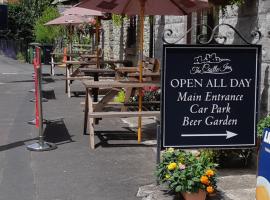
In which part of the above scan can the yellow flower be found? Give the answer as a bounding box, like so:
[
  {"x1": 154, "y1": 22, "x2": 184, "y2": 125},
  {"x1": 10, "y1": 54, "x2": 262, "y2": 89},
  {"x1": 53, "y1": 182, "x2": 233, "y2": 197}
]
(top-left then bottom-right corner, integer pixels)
[
  {"x1": 206, "y1": 169, "x2": 215, "y2": 177},
  {"x1": 165, "y1": 174, "x2": 171, "y2": 179},
  {"x1": 167, "y1": 148, "x2": 174, "y2": 153},
  {"x1": 167, "y1": 162, "x2": 177, "y2": 170},
  {"x1": 200, "y1": 176, "x2": 209, "y2": 185},
  {"x1": 206, "y1": 186, "x2": 214, "y2": 193}
]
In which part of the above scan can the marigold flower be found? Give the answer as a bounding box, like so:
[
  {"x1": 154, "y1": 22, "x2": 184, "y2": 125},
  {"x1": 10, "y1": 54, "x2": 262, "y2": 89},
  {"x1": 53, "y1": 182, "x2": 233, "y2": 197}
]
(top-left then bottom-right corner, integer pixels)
[
  {"x1": 167, "y1": 148, "x2": 174, "y2": 153},
  {"x1": 165, "y1": 174, "x2": 171, "y2": 179},
  {"x1": 206, "y1": 169, "x2": 215, "y2": 177},
  {"x1": 167, "y1": 162, "x2": 177, "y2": 170},
  {"x1": 206, "y1": 186, "x2": 214, "y2": 193},
  {"x1": 200, "y1": 176, "x2": 209, "y2": 185}
]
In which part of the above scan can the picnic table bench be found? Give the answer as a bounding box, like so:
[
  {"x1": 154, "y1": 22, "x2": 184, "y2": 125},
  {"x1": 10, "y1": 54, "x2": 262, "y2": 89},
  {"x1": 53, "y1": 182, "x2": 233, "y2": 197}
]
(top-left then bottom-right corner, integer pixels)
[{"x1": 82, "y1": 80, "x2": 160, "y2": 149}]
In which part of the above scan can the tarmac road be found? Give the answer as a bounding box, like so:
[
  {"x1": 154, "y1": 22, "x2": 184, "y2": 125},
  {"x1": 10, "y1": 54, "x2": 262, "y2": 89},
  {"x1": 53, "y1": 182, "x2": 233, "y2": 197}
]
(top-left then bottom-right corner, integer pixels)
[{"x1": 0, "y1": 55, "x2": 157, "y2": 200}]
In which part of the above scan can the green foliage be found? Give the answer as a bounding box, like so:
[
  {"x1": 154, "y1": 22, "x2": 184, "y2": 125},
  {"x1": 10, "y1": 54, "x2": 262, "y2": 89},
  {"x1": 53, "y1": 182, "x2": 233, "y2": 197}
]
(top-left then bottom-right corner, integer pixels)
[
  {"x1": 210, "y1": 149, "x2": 253, "y2": 167},
  {"x1": 7, "y1": 0, "x2": 53, "y2": 41},
  {"x1": 16, "y1": 52, "x2": 25, "y2": 62},
  {"x1": 156, "y1": 149, "x2": 218, "y2": 194},
  {"x1": 34, "y1": 7, "x2": 62, "y2": 44},
  {"x1": 257, "y1": 115, "x2": 270, "y2": 138},
  {"x1": 112, "y1": 14, "x2": 126, "y2": 27},
  {"x1": 114, "y1": 90, "x2": 125, "y2": 103}
]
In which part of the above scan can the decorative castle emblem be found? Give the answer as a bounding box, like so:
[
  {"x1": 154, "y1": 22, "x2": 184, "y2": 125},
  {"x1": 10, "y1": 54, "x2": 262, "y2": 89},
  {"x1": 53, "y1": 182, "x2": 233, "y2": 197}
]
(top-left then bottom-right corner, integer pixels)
[{"x1": 190, "y1": 53, "x2": 232, "y2": 75}]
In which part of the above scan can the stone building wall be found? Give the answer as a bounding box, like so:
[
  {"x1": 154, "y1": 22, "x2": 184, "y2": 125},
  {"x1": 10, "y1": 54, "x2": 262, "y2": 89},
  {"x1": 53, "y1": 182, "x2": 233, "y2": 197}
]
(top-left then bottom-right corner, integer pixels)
[
  {"x1": 101, "y1": 15, "x2": 188, "y2": 65},
  {"x1": 154, "y1": 15, "x2": 188, "y2": 62},
  {"x1": 102, "y1": 19, "x2": 129, "y2": 61},
  {"x1": 219, "y1": 0, "x2": 270, "y2": 117}
]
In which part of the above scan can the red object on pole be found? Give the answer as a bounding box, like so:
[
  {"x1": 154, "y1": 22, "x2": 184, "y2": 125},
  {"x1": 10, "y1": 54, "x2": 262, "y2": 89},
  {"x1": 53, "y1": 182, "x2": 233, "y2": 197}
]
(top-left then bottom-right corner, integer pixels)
[{"x1": 34, "y1": 47, "x2": 41, "y2": 128}]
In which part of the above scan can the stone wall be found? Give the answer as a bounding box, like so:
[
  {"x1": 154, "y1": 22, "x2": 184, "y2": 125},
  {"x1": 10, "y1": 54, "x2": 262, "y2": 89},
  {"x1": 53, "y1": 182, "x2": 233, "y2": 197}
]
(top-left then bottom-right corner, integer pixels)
[
  {"x1": 154, "y1": 15, "x2": 188, "y2": 62},
  {"x1": 101, "y1": 15, "x2": 188, "y2": 65},
  {"x1": 219, "y1": 0, "x2": 270, "y2": 117},
  {"x1": 102, "y1": 19, "x2": 129, "y2": 61}
]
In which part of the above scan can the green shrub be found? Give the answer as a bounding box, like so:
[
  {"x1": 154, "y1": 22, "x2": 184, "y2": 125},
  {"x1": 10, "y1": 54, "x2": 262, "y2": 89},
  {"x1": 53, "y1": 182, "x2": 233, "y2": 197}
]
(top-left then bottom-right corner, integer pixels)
[
  {"x1": 34, "y1": 7, "x2": 62, "y2": 44},
  {"x1": 114, "y1": 90, "x2": 125, "y2": 103},
  {"x1": 16, "y1": 52, "x2": 25, "y2": 62},
  {"x1": 257, "y1": 115, "x2": 270, "y2": 138}
]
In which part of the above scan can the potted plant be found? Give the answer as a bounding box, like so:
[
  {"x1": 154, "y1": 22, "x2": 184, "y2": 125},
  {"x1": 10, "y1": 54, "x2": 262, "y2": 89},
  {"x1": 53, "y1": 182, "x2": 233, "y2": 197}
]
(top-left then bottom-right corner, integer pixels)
[{"x1": 156, "y1": 148, "x2": 218, "y2": 200}]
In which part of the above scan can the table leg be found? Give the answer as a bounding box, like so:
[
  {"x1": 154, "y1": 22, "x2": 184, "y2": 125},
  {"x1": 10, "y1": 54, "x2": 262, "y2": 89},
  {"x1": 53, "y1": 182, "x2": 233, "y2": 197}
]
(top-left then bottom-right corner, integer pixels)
[
  {"x1": 87, "y1": 90, "x2": 95, "y2": 149},
  {"x1": 51, "y1": 56, "x2": 55, "y2": 76},
  {"x1": 93, "y1": 74, "x2": 99, "y2": 124},
  {"x1": 83, "y1": 88, "x2": 89, "y2": 135},
  {"x1": 67, "y1": 65, "x2": 71, "y2": 98},
  {"x1": 65, "y1": 66, "x2": 68, "y2": 94}
]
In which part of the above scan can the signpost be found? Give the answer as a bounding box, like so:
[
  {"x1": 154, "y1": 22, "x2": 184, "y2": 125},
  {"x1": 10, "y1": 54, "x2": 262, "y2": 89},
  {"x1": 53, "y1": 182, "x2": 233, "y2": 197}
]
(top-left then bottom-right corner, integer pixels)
[{"x1": 162, "y1": 45, "x2": 261, "y2": 148}]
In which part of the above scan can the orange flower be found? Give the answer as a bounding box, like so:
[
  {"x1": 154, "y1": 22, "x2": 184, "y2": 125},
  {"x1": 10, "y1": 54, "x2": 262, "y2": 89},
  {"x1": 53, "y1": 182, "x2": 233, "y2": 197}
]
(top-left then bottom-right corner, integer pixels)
[
  {"x1": 206, "y1": 186, "x2": 214, "y2": 193},
  {"x1": 200, "y1": 176, "x2": 209, "y2": 185},
  {"x1": 206, "y1": 169, "x2": 215, "y2": 177}
]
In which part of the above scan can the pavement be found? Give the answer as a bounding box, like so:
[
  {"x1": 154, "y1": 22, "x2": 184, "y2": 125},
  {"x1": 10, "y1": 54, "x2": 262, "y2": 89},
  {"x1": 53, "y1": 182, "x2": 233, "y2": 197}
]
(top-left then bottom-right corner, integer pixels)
[{"x1": 0, "y1": 55, "x2": 257, "y2": 200}]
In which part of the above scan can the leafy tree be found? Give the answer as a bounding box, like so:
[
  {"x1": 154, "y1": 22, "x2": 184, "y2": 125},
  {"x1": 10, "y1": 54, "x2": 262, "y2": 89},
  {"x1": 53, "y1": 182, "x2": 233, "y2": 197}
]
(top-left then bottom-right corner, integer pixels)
[
  {"x1": 7, "y1": 0, "x2": 53, "y2": 41},
  {"x1": 34, "y1": 7, "x2": 62, "y2": 44}
]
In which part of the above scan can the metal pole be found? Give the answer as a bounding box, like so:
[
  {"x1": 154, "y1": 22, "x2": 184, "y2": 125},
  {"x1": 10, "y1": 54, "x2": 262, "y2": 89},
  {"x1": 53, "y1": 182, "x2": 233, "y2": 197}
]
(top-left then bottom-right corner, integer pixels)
[
  {"x1": 156, "y1": 123, "x2": 161, "y2": 185},
  {"x1": 27, "y1": 47, "x2": 56, "y2": 151}
]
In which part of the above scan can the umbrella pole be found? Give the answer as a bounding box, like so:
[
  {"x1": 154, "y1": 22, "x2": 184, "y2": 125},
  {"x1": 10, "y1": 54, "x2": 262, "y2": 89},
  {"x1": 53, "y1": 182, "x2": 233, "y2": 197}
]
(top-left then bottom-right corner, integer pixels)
[
  {"x1": 95, "y1": 17, "x2": 100, "y2": 68},
  {"x1": 138, "y1": 2, "x2": 145, "y2": 143},
  {"x1": 68, "y1": 25, "x2": 73, "y2": 61}
]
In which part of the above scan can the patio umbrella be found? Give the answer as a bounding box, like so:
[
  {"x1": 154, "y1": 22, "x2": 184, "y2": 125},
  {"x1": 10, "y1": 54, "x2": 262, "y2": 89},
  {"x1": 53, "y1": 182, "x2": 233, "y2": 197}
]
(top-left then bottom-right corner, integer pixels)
[
  {"x1": 46, "y1": 14, "x2": 97, "y2": 57},
  {"x1": 63, "y1": 7, "x2": 104, "y2": 67},
  {"x1": 62, "y1": 7, "x2": 103, "y2": 17},
  {"x1": 45, "y1": 14, "x2": 93, "y2": 26},
  {"x1": 77, "y1": 0, "x2": 210, "y2": 143}
]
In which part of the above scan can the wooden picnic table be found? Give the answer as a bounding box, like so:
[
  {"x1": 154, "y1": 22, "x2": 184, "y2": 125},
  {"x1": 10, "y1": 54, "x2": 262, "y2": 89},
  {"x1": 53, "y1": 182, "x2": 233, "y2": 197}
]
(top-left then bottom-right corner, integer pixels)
[
  {"x1": 64, "y1": 60, "x2": 132, "y2": 97},
  {"x1": 79, "y1": 68, "x2": 115, "y2": 102},
  {"x1": 64, "y1": 61, "x2": 96, "y2": 97},
  {"x1": 82, "y1": 80, "x2": 160, "y2": 149}
]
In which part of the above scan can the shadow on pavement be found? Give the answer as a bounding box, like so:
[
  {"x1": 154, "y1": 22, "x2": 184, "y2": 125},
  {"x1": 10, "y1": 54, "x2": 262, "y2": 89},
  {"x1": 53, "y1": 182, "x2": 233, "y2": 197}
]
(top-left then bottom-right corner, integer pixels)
[
  {"x1": 42, "y1": 77, "x2": 55, "y2": 83},
  {"x1": 42, "y1": 90, "x2": 56, "y2": 99},
  {"x1": 0, "y1": 137, "x2": 38, "y2": 152},
  {"x1": 44, "y1": 120, "x2": 74, "y2": 145},
  {"x1": 95, "y1": 129, "x2": 156, "y2": 148},
  {"x1": 7, "y1": 79, "x2": 34, "y2": 83}
]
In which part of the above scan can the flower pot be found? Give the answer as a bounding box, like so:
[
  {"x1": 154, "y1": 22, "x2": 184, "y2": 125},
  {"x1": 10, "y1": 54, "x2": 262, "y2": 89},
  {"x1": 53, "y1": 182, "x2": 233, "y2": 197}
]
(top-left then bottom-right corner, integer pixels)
[{"x1": 181, "y1": 190, "x2": 206, "y2": 200}]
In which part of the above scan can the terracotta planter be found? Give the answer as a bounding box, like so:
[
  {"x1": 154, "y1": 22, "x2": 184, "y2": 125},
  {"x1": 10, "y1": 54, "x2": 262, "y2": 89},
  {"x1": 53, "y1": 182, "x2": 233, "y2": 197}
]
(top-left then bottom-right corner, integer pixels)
[{"x1": 181, "y1": 190, "x2": 207, "y2": 200}]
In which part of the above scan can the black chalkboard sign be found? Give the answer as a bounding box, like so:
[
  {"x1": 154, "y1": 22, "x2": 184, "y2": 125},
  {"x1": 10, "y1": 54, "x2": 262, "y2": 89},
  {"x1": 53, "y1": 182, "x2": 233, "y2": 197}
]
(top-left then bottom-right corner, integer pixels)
[{"x1": 162, "y1": 45, "x2": 261, "y2": 148}]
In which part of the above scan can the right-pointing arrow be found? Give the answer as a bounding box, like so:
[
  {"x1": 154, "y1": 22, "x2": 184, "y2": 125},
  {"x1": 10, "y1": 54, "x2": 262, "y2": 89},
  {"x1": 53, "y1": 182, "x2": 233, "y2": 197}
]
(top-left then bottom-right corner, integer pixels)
[
  {"x1": 181, "y1": 130, "x2": 238, "y2": 139},
  {"x1": 226, "y1": 131, "x2": 238, "y2": 139}
]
